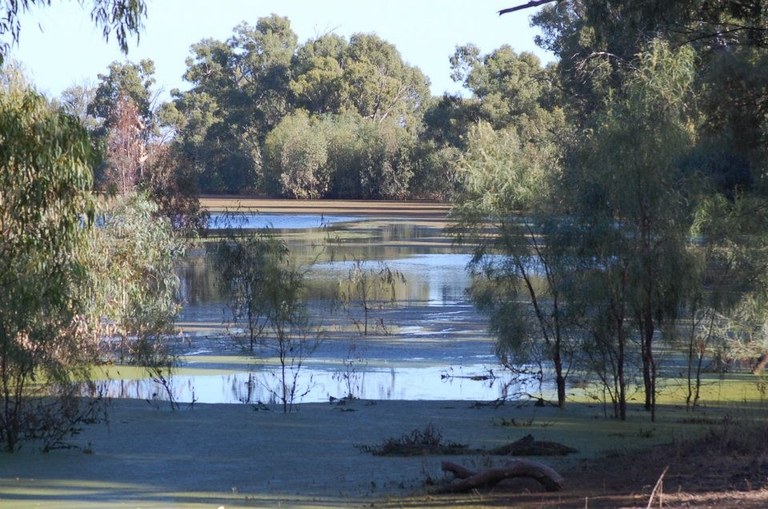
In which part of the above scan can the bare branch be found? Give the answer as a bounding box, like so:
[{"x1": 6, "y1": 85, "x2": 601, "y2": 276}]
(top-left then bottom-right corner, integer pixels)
[{"x1": 498, "y1": 0, "x2": 558, "y2": 16}]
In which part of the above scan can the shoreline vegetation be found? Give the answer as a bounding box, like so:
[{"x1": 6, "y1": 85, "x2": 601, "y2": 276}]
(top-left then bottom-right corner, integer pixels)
[{"x1": 1, "y1": 198, "x2": 767, "y2": 508}]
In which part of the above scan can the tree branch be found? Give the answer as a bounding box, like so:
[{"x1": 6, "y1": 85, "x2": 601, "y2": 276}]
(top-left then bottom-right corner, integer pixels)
[{"x1": 498, "y1": 0, "x2": 558, "y2": 16}]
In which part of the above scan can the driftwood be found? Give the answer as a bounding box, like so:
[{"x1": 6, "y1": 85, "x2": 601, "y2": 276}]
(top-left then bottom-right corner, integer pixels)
[
  {"x1": 488, "y1": 434, "x2": 578, "y2": 456},
  {"x1": 437, "y1": 459, "x2": 564, "y2": 493}
]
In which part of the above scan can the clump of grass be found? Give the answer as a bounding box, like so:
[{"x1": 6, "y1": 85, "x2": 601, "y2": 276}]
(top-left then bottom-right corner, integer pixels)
[
  {"x1": 699, "y1": 414, "x2": 768, "y2": 456},
  {"x1": 357, "y1": 423, "x2": 468, "y2": 456},
  {"x1": 677, "y1": 416, "x2": 723, "y2": 425},
  {"x1": 608, "y1": 427, "x2": 656, "y2": 439},
  {"x1": 493, "y1": 416, "x2": 553, "y2": 428}
]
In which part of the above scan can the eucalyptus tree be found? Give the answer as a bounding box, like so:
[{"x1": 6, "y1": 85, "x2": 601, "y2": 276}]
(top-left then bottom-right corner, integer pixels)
[
  {"x1": 88, "y1": 59, "x2": 157, "y2": 134},
  {"x1": 450, "y1": 44, "x2": 558, "y2": 131},
  {"x1": 681, "y1": 192, "x2": 768, "y2": 408},
  {"x1": 496, "y1": 0, "x2": 768, "y2": 419},
  {"x1": 213, "y1": 231, "x2": 320, "y2": 413},
  {"x1": 290, "y1": 33, "x2": 348, "y2": 114},
  {"x1": 169, "y1": 22, "x2": 433, "y2": 196},
  {"x1": 416, "y1": 94, "x2": 478, "y2": 201},
  {"x1": 59, "y1": 82, "x2": 99, "y2": 131},
  {"x1": 435, "y1": 45, "x2": 563, "y2": 202},
  {"x1": 168, "y1": 15, "x2": 298, "y2": 193},
  {"x1": 526, "y1": 0, "x2": 768, "y2": 55},
  {"x1": 451, "y1": 118, "x2": 573, "y2": 408},
  {"x1": 566, "y1": 40, "x2": 700, "y2": 420},
  {"x1": 0, "y1": 73, "x2": 96, "y2": 451},
  {"x1": 85, "y1": 61, "x2": 158, "y2": 192},
  {"x1": 448, "y1": 41, "x2": 575, "y2": 406},
  {"x1": 289, "y1": 32, "x2": 430, "y2": 198},
  {"x1": 291, "y1": 32, "x2": 431, "y2": 126},
  {"x1": 529, "y1": 0, "x2": 768, "y2": 125},
  {"x1": 79, "y1": 193, "x2": 186, "y2": 406},
  {"x1": 339, "y1": 33, "x2": 431, "y2": 127},
  {"x1": 86, "y1": 60, "x2": 203, "y2": 230}
]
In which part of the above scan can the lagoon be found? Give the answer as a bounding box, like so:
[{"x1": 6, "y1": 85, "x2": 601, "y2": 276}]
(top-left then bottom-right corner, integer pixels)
[{"x1": 99, "y1": 206, "x2": 536, "y2": 404}]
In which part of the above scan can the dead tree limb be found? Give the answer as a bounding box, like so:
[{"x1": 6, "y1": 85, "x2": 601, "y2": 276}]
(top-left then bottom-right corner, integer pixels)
[
  {"x1": 437, "y1": 460, "x2": 564, "y2": 493},
  {"x1": 498, "y1": 0, "x2": 558, "y2": 15}
]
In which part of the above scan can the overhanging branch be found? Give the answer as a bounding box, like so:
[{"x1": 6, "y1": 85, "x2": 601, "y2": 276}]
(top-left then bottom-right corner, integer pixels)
[{"x1": 498, "y1": 0, "x2": 558, "y2": 15}]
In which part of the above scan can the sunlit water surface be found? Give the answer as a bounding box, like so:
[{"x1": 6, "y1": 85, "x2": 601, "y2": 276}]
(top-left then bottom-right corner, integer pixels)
[{"x1": 99, "y1": 212, "x2": 549, "y2": 404}]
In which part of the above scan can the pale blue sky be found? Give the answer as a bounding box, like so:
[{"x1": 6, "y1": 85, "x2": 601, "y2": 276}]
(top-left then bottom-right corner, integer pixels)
[{"x1": 9, "y1": 0, "x2": 553, "y2": 102}]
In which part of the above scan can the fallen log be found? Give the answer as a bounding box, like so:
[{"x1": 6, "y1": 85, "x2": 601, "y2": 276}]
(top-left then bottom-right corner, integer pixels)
[{"x1": 436, "y1": 459, "x2": 564, "y2": 493}]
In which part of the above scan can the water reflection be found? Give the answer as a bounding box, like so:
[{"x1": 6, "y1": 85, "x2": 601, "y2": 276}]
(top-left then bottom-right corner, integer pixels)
[
  {"x1": 207, "y1": 212, "x2": 361, "y2": 230},
  {"x1": 310, "y1": 253, "x2": 472, "y2": 306},
  {"x1": 129, "y1": 212, "x2": 526, "y2": 404},
  {"x1": 100, "y1": 363, "x2": 544, "y2": 404}
]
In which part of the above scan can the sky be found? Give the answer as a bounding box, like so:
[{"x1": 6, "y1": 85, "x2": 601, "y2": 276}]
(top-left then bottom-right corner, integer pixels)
[{"x1": 8, "y1": 0, "x2": 553, "y2": 102}]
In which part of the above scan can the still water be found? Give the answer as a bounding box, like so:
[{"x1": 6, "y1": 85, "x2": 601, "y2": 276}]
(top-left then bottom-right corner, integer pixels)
[{"x1": 101, "y1": 212, "x2": 544, "y2": 404}]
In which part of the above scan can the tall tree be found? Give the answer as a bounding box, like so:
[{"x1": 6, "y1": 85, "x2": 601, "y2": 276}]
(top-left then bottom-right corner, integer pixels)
[
  {"x1": 290, "y1": 33, "x2": 348, "y2": 114},
  {"x1": 88, "y1": 59, "x2": 157, "y2": 134},
  {"x1": 103, "y1": 93, "x2": 145, "y2": 194},
  {"x1": 451, "y1": 118, "x2": 572, "y2": 407},
  {"x1": 59, "y1": 82, "x2": 99, "y2": 131},
  {"x1": 567, "y1": 40, "x2": 700, "y2": 420},
  {"x1": 0, "y1": 73, "x2": 96, "y2": 451},
  {"x1": 169, "y1": 15, "x2": 298, "y2": 194},
  {"x1": 169, "y1": 21, "x2": 433, "y2": 196},
  {"x1": 88, "y1": 61, "x2": 203, "y2": 230},
  {"x1": 338, "y1": 33, "x2": 430, "y2": 127},
  {"x1": 450, "y1": 44, "x2": 557, "y2": 130}
]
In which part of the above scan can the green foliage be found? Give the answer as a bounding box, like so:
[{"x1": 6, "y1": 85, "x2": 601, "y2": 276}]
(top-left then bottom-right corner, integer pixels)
[
  {"x1": 456, "y1": 122, "x2": 551, "y2": 214},
  {"x1": 89, "y1": 59, "x2": 156, "y2": 132},
  {"x1": 451, "y1": 45, "x2": 556, "y2": 130},
  {"x1": 83, "y1": 64, "x2": 204, "y2": 231},
  {"x1": 0, "y1": 0, "x2": 147, "y2": 64},
  {"x1": 167, "y1": 15, "x2": 297, "y2": 194},
  {"x1": 261, "y1": 109, "x2": 418, "y2": 199},
  {"x1": 79, "y1": 193, "x2": 185, "y2": 407},
  {"x1": 80, "y1": 194, "x2": 182, "y2": 404},
  {"x1": 448, "y1": 36, "x2": 572, "y2": 410},
  {"x1": 168, "y1": 18, "x2": 430, "y2": 196},
  {"x1": 263, "y1": 110, "x2": 329, "y2": 198},
  {"x1": 290, "y1": 33, "x2": 347, "y2": 113},
  {"x1": 561, "y1": 40, "x2": 701, "y2": 420},
  {"x1": 451, "y1": 117, "x2": 571, "y2": 408},
  {"x1": 0, "y1": 79, "x2": 96, "y2": 451},
  {"x1": 80, "y1": 193, "x2": 184, "y2": 363}
]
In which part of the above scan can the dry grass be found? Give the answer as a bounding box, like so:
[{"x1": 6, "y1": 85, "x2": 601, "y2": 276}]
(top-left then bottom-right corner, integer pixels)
[{"x1": 400, "y1": 416, "x2": 768, "y2": 509}]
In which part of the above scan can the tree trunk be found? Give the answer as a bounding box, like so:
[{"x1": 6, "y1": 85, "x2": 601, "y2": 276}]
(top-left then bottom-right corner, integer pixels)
[
  {"x1": 554, "y1": 346, "x2": 566, "y2": 408},
  {"x1": 752, "y1": 353, "x2": 768, "y2": 374}
]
